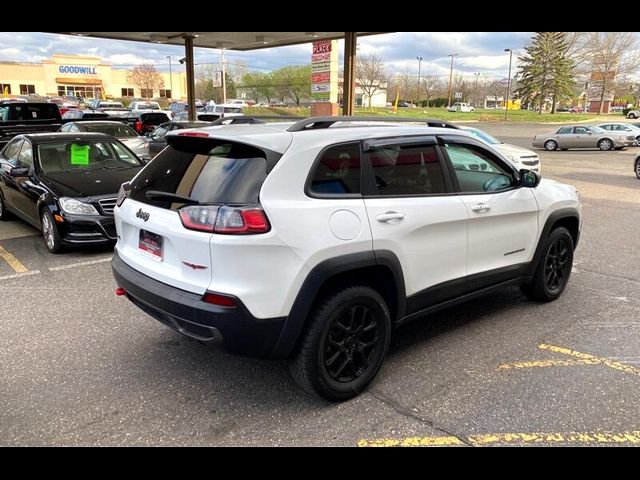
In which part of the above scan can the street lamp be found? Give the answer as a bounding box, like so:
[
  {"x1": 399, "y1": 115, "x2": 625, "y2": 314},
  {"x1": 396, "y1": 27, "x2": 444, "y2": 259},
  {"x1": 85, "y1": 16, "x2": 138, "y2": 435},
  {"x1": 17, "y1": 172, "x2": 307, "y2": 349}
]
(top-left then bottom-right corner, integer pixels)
[
  {"x1": 416, "y1": 56, "x2": 423, "y2": 107},
  {"x1": 447, "y1": 53, "x2": 458, "y2": 108},
  {"x1": 166, "y1": 56, "x2": 173, "y2": 100},
  {"x1": 504, "y1": 48, "x2": 513, "y2": 120}
]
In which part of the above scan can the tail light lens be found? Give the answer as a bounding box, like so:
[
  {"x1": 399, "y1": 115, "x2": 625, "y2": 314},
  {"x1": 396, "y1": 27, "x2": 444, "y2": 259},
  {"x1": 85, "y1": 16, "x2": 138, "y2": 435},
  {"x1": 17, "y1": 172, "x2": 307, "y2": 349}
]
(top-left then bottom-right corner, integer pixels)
[
  {"x1": 116, "y1": 182, "x2": 130, "y2": 207},
  {"x1": 202, "y1": 292, "x2": 237, "y2": 307},
  {"x1": 179, "y1": 205, "x2": 270, "y2": 234},
  {"x1": 135, "y1": 120, "x2": 143, "y2": 133}
]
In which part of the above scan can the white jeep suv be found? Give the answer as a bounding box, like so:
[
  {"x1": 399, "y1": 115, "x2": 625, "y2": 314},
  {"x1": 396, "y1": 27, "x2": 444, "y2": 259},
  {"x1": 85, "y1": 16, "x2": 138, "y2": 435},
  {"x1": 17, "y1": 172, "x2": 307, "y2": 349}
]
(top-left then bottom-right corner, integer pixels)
[{"x1": 112, "y1": 116, "x2": 581, "y2": 401}]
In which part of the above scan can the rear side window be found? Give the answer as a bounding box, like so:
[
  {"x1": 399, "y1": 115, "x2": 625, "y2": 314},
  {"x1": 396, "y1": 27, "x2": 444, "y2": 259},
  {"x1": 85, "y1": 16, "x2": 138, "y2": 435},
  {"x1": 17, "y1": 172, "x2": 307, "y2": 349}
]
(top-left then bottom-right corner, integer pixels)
[
  {"x1": 141, "y1": 113, "x2": 170, "y2": 123},
  {"x1": 309, "y1": 142, "x2": 361, "y2": 196},
  {"x1": 557, "y1": 127, "x2": 572, "y2": 134},
  {"x1": 129, "y1": 141, "x2": 271, "y2": 209},
  {"x1": 367, "y1": 144, "x2": 447, "y2": 196}
]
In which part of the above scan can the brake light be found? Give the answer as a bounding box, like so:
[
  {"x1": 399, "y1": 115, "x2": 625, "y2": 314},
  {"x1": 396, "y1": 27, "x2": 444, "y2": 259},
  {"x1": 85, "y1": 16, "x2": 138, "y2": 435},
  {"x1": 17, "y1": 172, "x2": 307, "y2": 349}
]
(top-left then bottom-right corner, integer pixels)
[
  {"x1": 178, "y1": 132, "x2": 209, "y2": 137},
  {"x1": 135, "y1": 120, "x2": 143, "y2": 133},
  {"x1": 202, "y1": 292, "x2": 237, "y2": 307},
  {"x1": 178, "y1": 205, "x2": 270, "y2": 234}
]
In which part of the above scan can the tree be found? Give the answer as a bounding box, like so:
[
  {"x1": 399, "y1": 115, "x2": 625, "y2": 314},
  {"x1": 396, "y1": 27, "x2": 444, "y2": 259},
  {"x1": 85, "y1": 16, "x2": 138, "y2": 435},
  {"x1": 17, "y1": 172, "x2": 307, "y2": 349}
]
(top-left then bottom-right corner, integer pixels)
[
  {"x1": 127, "y1": 64, "x2": 164, "y2": 99},
  {"x1": 578, "y1": 32, "x2": 640, "y2": 114},
  {"x1": 271, "y1": 65, "x2": 311, "y2": 106},
  {"x1": 487, "y1": 79, "x2": 506, "y2": 107},
  {"x1": 420, "y1": 75, "x2": 443, "y2": 107},
  {"x1": 516, "y1": 32, "x2": 575, "y2": 115},
  {"x1": 356, "y1": 54, "x2": 387, "y2": 109}
]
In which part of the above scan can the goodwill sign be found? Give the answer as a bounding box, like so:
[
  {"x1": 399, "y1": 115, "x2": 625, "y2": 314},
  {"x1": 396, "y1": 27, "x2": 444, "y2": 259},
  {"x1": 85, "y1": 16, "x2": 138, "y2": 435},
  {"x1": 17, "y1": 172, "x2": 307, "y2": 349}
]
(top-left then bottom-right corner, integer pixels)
[{"x1": 58, "y1": 65, "x2": 98, "y2": 75}]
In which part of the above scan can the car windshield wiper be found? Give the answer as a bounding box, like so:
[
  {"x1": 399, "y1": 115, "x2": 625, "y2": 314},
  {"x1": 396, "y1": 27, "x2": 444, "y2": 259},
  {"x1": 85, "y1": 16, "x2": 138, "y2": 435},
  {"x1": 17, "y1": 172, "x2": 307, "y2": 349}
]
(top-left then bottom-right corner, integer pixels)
[{"x1": 145, "y1": 190, "x2": 200, "y2": 205}]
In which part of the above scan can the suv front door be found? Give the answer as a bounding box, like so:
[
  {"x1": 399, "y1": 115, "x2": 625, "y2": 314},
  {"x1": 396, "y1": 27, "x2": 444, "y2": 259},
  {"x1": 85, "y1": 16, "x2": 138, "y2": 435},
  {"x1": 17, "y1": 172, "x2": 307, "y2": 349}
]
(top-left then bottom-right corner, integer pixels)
[
  {"x1": 440, "y1": 136, "x2": 539, "y2": 287},
  {"x1": 362, "y1": 137, "x2": 469, "y2": 313}
]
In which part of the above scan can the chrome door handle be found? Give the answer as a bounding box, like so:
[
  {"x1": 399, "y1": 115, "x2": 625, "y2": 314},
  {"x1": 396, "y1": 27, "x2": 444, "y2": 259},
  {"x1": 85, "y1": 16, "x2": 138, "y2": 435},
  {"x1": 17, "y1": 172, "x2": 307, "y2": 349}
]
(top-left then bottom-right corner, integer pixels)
[
  {"x1": 376, "y1": 212, "x2": 405, "y2": 223},
  {"x1": 471, "y1": 204, "x2": 491, "y2": 213}
]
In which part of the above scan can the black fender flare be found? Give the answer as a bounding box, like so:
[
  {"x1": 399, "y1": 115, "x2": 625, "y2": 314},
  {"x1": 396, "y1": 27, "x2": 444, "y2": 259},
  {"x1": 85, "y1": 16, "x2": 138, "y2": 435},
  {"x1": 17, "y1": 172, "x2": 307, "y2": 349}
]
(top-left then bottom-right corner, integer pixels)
[
  {"x1": 528, "y1": 207, "x2": 580, "y2": 277},
  {"x1": 270, "y1": 249, "x2": 405, "y2": 359}
]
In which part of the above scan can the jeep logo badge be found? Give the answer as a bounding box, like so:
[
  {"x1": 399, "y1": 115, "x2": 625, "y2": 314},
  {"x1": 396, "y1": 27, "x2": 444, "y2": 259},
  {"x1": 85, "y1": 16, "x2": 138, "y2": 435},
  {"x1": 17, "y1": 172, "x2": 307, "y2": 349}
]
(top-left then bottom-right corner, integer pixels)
[{"x1": 136, "y1": 208, "x2": 150, "y2": 222}]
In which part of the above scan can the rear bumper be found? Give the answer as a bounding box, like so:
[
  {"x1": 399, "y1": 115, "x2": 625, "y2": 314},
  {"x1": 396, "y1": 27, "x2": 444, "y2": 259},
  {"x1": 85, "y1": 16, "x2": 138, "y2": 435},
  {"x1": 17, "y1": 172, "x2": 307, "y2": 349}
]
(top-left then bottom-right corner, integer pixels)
[{"x1": 112, "y1": 252, "x2": 286, "y2": 358}]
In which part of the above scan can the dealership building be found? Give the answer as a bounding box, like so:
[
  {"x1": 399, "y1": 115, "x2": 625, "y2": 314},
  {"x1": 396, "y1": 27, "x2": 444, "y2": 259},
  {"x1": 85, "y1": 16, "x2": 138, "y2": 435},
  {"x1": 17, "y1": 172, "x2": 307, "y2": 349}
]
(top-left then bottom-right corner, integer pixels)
[{"x1": 0, "y1": 54, "x2": 186, "y2": 100}]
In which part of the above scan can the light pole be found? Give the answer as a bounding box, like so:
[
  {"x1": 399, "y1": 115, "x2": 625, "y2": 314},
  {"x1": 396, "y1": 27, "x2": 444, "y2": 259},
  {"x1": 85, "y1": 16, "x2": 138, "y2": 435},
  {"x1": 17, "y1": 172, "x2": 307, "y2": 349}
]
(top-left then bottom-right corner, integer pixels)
[
  {"x1": 416, "y1": 56, "x2": 423, "y2": 107},
  {"x1": 473, "y1": 72, "x2": 480, "y2": 108},
  {"x1": 166, "y1": 56, "x2": 173, "y2": 100},
  {"x1": 504, "y1": 48, "x2": 513, "y2": 120},
  {"x1": 447, "y1": 53, "x2": 458, "y2": 108}
]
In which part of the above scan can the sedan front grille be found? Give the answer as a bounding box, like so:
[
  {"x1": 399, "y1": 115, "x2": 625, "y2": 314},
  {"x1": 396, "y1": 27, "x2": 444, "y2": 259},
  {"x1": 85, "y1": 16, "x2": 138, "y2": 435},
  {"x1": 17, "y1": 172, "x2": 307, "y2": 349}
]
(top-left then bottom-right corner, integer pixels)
[{"x1": 98, "y1": 198, "x2": 117, "y2": 215}]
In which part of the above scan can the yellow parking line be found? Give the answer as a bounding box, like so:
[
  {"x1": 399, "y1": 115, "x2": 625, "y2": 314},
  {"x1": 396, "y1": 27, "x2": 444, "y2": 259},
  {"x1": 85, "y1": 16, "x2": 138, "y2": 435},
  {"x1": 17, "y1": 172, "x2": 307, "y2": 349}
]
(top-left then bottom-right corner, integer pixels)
[
  {"x1": 539, "y1": 344, "x2": 640, "y2": 377},
  {"x1": 498, "y1": 359, "x2": 599, "y2": 370},
  {"x1": 0, "y1": 244, "x2": 28, "y2": 273},
  {"x1": 358, "y1": 430, "x2": 640, "y2": 447}
]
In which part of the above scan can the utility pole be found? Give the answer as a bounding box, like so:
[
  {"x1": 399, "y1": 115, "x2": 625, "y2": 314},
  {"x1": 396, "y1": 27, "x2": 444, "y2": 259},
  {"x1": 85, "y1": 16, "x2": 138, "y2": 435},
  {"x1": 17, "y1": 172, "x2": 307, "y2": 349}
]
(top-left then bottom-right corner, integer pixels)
[
  {"x1": 473, "y1": 72, "x2": 480, "y2": 107},
  {"x1": 416, "y1": 56, "x2": 423, "y2": 107},
  {"x1": 221, "y1": 48, "x2": 227, "y2": 104},
  {"x1": 447, "y1": 53, "x2": 458, "y2": 107},
  {"x1": 166, "y1": 56, "x2": 173, "y2": 100},
  {"x1": 504, "y1": 48, "x2": 513, "y2": 120}
]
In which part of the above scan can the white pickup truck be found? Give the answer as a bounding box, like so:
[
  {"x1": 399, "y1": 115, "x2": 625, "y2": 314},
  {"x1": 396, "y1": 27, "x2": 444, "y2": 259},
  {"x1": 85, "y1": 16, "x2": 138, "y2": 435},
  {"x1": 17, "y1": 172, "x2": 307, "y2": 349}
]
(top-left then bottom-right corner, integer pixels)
[{"x1": 447, "y1": 102, "x2": 475, "y2": 112}]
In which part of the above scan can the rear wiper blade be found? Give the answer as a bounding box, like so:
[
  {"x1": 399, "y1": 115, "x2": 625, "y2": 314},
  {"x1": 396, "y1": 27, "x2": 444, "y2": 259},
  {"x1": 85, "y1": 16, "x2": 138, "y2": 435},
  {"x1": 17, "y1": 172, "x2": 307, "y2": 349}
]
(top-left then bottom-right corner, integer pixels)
[{"x1": 145, "y1": 190, "x2": 200, "y2": 205}]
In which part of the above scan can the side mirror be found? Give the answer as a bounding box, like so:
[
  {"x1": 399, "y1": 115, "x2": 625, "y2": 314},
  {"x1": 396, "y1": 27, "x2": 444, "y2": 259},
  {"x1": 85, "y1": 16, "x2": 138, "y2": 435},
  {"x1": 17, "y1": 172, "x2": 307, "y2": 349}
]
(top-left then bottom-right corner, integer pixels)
[
  {"x1": 9, "y1": 166, "x2": 29, "y2": 177},
  {"x1": 520, "y1": 169, "x2": 541, "y2": 188}
]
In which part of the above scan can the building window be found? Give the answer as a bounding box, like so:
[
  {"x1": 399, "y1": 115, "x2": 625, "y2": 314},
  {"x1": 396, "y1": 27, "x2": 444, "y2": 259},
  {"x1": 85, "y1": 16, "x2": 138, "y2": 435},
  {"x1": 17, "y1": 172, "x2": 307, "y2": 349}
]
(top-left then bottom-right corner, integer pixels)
[
  {"x1": 121, "y1": 88, "x2": 134, "y2": 97},
  {"x1": 159, "y1": 89, "x2": 172, "y2": 99},
  {"x1": 19, "y1": 84, "x2": 36, "y2": 95},
  {"x1": 0, "y1": 83, "x2": 11, "y2": 95},
  {"x1": 140, "y1": 89, "x2": 153, "y2": 98}
]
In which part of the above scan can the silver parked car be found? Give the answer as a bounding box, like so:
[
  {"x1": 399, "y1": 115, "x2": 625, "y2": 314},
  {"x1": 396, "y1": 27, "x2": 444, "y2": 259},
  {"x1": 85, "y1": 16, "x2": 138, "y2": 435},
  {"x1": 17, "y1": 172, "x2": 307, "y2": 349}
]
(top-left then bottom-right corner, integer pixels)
[
  {"x1": 598, "y1": 122, "x2": 640, "y2": 143},
  {"x1": 532, "y1": 125, "x2": 635, "y2": 151}
]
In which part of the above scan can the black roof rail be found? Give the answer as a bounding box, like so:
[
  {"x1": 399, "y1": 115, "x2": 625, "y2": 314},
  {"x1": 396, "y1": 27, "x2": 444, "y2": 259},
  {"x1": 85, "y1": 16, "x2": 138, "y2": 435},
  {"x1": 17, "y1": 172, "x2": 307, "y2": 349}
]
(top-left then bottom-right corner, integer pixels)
[
  {"x1": 210, "y1": 115, "x2": 305, "y2": 126},
  {"x1": 286, "y1": 116, "x2": 461, "y2": 132}
]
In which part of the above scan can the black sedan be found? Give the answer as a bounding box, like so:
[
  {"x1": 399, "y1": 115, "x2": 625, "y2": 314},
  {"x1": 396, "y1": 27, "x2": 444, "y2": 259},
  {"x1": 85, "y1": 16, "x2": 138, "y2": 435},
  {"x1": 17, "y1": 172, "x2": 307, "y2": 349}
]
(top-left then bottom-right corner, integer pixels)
[
  {"x1": 0, "y1": 132, "x2": 144, "y2": 253},
  {"x1": 146, "y1": 120, "x2": 212, "y2": 156}
]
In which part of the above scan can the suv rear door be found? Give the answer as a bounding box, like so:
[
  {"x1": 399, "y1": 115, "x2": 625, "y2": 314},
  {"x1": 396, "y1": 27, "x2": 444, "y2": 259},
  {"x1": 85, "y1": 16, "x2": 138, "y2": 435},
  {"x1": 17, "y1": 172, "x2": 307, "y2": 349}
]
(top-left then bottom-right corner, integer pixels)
[
  {"x1": 362, "y1": 137, "x2": 469, "y2": 312},
  {"x1": 116, "y1": 137, "x2": 276, "y2": 294}
]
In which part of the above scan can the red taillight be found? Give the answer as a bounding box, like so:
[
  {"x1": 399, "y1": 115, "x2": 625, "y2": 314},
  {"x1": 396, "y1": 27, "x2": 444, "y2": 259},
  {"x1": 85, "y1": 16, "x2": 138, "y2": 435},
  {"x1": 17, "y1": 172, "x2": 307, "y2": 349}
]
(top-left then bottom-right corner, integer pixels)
[
  {"x1": 115, "y1": 287, "x2": 126, "y2": 296},
  {"x1": 178, "y1": 131, "x2": 209, "y2": 137},
  {"x1": 135, "y1": 120, "x2": 143, "y2": 133},
  {"x1": 178, "y1": 205, "x2": 270, "y2": 235},
  {"x1": 202, "y1": 292, "x2": 237, "y2": 307}
]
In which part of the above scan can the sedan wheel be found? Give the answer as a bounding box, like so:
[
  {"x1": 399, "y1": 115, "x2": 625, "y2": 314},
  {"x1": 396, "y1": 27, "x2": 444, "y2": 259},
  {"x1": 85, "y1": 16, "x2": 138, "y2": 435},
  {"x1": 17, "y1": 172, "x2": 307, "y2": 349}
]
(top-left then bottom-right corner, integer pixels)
[
  {"x1": 544, "y1": 140, "x2": 558, "y2": 151},
  {"x1": 598, "y1": 139, "x2": 613, "y2": 151},
  {"x1": 635, "y1": 159, "x2": 640, "y2": 179},
  {"x1": 41, "y1": 209, "x2": 63, "y2": 254}
]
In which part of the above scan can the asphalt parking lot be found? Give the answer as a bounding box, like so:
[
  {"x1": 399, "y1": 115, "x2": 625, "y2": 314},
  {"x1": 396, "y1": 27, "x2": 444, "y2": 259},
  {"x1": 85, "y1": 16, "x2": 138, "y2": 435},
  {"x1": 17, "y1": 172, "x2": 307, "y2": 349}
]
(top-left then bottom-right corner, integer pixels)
[{"x1": 1, "y1": 120, "x2": 639, "y2": 446}]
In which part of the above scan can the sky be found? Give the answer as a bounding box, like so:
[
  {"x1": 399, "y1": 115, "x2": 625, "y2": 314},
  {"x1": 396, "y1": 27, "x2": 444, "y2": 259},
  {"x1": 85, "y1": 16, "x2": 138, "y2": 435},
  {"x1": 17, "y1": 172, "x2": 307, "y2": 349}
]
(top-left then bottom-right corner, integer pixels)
[{"x1": 0, "y1": 32, "x2": 534, "y2": 80}]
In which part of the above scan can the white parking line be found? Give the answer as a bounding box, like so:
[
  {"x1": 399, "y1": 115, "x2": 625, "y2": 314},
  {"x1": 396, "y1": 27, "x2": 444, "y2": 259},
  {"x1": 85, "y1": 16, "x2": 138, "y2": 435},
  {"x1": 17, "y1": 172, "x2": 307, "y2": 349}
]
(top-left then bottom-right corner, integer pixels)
[
  {"x1": 48, "y1": 257, "x2": 112, "y2": 271},
  {"x1": 0, "y1": 270, "x2": 41, "y2": 281}
]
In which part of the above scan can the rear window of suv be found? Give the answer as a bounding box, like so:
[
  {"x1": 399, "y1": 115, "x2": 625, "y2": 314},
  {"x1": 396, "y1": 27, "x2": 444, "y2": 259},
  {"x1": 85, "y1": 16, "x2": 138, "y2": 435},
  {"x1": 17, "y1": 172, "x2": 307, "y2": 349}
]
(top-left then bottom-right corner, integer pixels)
[{"x1": 129, "y1": 140, "x2": 272, "y2": 209}]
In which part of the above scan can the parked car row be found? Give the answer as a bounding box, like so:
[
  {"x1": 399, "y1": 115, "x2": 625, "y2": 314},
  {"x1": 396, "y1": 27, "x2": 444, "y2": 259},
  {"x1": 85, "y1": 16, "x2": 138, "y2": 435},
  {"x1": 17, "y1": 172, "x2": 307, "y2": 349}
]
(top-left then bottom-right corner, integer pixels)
[{"x1": 533, "y1": 125, "x2": 638, "y2": 151}]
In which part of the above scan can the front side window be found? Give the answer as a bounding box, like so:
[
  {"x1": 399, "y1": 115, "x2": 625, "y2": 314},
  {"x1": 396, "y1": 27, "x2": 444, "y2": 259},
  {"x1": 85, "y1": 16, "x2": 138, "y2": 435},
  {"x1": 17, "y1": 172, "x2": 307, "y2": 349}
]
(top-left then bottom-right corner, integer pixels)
[
  {"x1": 574, "y1": 126, "x2": 590, "y2": 134},
  {"x1": 309, "y1": 143, "x2": 361, "y2": 196},
  {"x1": 443, "y1": 143, "x2": 516, "y2": 193},
  {"x1": 367, "y1": 144, "x2": 447, "y2": 196}
]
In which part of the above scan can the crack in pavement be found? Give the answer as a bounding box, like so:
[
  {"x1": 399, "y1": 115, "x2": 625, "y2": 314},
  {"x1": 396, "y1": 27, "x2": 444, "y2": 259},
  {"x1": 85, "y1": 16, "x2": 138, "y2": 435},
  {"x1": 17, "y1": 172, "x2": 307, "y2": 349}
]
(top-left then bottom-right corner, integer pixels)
[
  {"x1": 366, "y1": 389, "x2": 473, "y2": 446},
  {"x1": 575, "y1": 266, "x2": 639, "y2": 284}
]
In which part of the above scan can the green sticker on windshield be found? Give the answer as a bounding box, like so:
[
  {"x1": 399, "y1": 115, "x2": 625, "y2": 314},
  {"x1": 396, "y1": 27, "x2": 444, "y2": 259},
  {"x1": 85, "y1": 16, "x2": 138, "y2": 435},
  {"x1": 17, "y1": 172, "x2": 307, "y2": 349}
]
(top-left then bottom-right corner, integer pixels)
[{"x1": 70, "y1": 144, "x2": 89, "y2": 165}]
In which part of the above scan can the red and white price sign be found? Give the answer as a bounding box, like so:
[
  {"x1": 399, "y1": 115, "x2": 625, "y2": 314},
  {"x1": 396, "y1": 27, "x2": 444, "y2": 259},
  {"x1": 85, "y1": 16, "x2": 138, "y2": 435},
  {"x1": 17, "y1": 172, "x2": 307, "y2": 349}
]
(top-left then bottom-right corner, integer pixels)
[
  {"x1": 312, "y1": 40, "x2": 332, "y2": 55},
  {"x1": 312, "y1": 72, "x2": 330, "y2": 83}
]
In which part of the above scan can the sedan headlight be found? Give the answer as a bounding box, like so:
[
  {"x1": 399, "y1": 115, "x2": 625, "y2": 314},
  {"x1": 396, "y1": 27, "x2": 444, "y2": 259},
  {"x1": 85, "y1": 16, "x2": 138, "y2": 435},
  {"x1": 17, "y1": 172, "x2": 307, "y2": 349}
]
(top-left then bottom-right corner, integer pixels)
[
  {"x1": 506, "y1": 154, "x2": 519, "y2": 164},
  {"x1": 59, "y1": 197, "x2": 99, "y2": 215}
]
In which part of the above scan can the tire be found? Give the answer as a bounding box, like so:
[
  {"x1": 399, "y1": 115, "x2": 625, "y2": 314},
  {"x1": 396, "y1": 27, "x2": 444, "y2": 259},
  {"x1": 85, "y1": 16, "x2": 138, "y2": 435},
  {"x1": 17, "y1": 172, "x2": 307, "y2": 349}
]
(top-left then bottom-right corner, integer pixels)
[
  {"x1": 521, "y1": 227, "x2": 574, "y2": 302},
  {"x1": 0, "y1": 192, "x2": 11, "y2": 221},
  {"x1": 544, "y1": 140, "x2": 558, "y2": 151},
  {"x1": 635, "y1": 158, "x2": 640, "y2": 179},
  {"x1": 598, "y1": 138, "x2": 613, "y2": 151},
  {"x1": 41, "y1": 208, "x2": 63, "y2": 254},
  {"x1": 629, "y1": 113, "x2": 637, "y2": 119},
  {"x1": 287, "y1": 285, "x2": 392, "y2": 401}
]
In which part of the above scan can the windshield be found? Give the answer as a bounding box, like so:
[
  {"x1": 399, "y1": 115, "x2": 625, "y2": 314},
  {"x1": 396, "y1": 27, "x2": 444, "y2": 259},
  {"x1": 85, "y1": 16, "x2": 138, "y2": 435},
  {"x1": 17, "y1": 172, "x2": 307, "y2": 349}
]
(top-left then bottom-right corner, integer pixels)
[
  {"x1": 82, "y1": 124, "x2": 138, "y2": 137},
  {"x1": 465, "y1": 128, "x2": 501, "y2": 145},
  {"x1": 38, "y1": 141, "x2": 142, "y2": 173}
]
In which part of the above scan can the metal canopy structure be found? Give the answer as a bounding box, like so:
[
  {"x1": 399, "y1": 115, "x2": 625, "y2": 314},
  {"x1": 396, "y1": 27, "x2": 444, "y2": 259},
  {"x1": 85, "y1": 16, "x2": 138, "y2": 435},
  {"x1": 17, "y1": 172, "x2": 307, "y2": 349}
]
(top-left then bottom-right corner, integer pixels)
[{"x1": 51, "y1": 31, "x2": 388, "y2": 119}]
